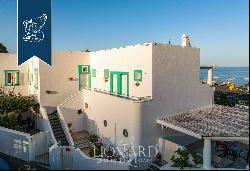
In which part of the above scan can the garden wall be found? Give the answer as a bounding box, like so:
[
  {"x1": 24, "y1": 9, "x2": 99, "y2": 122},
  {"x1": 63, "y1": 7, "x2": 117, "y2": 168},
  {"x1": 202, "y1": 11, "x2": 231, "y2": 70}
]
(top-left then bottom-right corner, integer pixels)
[
  {"x1": 49, "y1": 146, "x2": 130, "y2": 170},
  {"x1": 0, "y1": 126, "x2": 48, "y2": 162}
]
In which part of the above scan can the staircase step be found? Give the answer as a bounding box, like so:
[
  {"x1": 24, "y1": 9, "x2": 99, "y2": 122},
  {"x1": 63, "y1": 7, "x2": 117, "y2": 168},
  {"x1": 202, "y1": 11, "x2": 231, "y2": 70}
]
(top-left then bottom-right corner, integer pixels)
[
  {"x1": 49, "y1": 117, "x2": 59, "y2": 122},
  {"x1": 74, "y1": 137, "x2": 89, "y2": 143},
  {"x1": 52, "y1": 127, "x2": 63, "y2": 132},
  {"x1": 47, "y1": 109, "x2": 69, "y2": 147},
  {"x1": 77, "y1": 142, "x2": 92, "y2": 149},
  {"x1": 49, "y1": 119, "x2": 60, "y2": 124}
]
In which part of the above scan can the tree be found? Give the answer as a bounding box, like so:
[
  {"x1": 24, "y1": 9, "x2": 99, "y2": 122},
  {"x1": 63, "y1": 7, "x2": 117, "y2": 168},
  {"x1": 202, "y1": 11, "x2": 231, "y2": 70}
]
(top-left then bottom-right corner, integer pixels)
[{"x1": 0, "y1": 43, "x2": 8, "y2": 53}]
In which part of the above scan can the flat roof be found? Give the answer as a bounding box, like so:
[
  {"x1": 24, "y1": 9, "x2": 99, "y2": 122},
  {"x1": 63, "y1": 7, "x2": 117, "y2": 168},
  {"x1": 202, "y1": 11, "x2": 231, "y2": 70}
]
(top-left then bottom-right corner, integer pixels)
[
  {"x1": 157, "y1": 105, "x2": 249, "y2": 141},
  {"x1": 200, "y1": 66, "x2": 217, "y2": 69}
]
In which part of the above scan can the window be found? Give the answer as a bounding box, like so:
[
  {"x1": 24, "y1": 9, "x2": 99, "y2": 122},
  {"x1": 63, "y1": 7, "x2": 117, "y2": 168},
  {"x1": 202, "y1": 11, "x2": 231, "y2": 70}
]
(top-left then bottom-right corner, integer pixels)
[
  {"x1": 134, "y1": 70, "x2": 142, "y2": 82},
  {"x1": 104, "y1": 69, "x2": 109, "y2": 79},
  {"x1": 82, "y1": 66, "x2": 88, "y2": 73},
  {"x1": 92, "y1": 69, "x2": 96, "y2": 77},
  {"x1": 28, "y1": 71, "x2": 33, "y2": 85},
  {"x1": 4, "y1": 70, "x2": 20, "y2": 86},
  {"x1": 34, "y1": 68, "x2": 38, "y2": 89}
]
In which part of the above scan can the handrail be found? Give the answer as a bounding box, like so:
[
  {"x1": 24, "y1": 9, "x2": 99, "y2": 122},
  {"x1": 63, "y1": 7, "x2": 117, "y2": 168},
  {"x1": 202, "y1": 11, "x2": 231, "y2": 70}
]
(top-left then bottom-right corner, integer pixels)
[
  {"x1": 57, "y1": 106, "x2": 75, "y2": 146},
  {"x1": 40, "y1": 106, "x2": 57, "y2": 145},
  {"x1": 59, "y1": 89, "x2": 84, "y2": 107},
  {"x1": 92, "y1": 87, "x2": 153, "y2": 102}
]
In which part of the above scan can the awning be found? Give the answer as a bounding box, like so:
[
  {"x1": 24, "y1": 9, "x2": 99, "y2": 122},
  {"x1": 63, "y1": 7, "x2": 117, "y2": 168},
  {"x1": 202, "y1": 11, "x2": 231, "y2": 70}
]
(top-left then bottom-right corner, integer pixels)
[{"x1": 157, "y1": 105, "x2": 249, "y2": 141}]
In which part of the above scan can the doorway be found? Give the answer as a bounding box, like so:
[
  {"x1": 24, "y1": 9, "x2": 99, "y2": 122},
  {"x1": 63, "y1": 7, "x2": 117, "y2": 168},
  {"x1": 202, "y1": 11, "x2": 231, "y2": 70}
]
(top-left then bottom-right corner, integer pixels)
[
  {"x1": 78, "y1": 65, "x2": 91, "y2": 90},
  {"x1": 110, "y1": 71, "x2": 129, "y2": 96}
]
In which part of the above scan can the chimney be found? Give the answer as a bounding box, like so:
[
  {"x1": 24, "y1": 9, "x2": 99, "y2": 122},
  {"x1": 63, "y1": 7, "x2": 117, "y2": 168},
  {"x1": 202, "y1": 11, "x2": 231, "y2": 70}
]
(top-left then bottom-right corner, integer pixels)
[{"x1": 181, "y1": 34, "x2": 191, "y2": 47}]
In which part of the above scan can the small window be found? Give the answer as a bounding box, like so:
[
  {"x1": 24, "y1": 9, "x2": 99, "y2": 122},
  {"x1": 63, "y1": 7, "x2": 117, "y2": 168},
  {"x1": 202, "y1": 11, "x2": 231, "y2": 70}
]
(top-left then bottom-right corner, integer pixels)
[
  {"x1": 82, "y1": 66, "x2": 89, "y2": 73},
  {"x1": 92, "y1": 69, "x2": 96, "y2": 77},
  {"x1": 28, "y1": 72, "x2": 33, "y2": 85},
  {"x1": 104, "y1": 69, "x2": 109, "y2": 79},
  {"x1": 104, "y1": 120, "x2": 108, "y2": 127},
  {"x1": 123, "y1": 129, "x2": 128, "y2": 137},
  {"x1": 134, "y1": 70, "x2": 142, "y2": 82},
  {"x1": 4, "y1": 70, "x2": 20, "y2": 86},
  {"x1": 34, "y1": 68, "x2": 39, "y2": 89}
]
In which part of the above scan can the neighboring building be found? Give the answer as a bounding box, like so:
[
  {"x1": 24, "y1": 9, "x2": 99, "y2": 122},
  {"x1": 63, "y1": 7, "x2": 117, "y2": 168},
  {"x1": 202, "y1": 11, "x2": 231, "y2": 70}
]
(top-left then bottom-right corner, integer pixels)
[{"x1": 1, "y1": 35, "x2": 248, "y2": 170}]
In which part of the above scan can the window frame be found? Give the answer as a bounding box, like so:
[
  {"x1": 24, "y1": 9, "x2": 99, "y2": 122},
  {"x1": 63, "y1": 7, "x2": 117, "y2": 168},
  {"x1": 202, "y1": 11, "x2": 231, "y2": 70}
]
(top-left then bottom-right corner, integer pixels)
[
  {"x1": 134, "y1": 70, "x2": 142, "y2": 82},
  {"x1": 104, "y1": 69, "x2": 109, "y2": 79},
  {"x1": 4, "y1": 70, "x2": 20, "y2": 86},
  {"x1": 92, "y1": 69, "x2": 97, "y2": 77}
]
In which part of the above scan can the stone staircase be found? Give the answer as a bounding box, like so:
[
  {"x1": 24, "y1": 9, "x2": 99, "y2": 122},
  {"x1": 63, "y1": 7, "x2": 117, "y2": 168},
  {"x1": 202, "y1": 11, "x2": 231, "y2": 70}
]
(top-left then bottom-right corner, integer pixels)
[
  {"x1": 47, "y1": 110, "x2": 69, "y2": 146},
  {"x1": 71, "y1": 131, "x2": 92, "y2": 154}
]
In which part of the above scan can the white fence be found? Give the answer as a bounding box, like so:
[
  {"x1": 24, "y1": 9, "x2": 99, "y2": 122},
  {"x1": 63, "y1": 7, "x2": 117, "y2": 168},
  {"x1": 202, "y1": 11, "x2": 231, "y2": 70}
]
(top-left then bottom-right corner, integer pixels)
[
  {"x1": 49, "y1": 146, "x2": 130, "y2": 170},
  {"x1": 0, "y1": 126, "x2": 48, "y2": 161}
]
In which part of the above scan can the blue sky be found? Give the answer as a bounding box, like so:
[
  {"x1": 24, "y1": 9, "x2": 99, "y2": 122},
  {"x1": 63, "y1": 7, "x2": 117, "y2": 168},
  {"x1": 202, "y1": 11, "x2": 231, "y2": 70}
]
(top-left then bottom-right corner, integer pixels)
[{"x1": 0, "y1": 0, "x2": 249, "y2": 66}]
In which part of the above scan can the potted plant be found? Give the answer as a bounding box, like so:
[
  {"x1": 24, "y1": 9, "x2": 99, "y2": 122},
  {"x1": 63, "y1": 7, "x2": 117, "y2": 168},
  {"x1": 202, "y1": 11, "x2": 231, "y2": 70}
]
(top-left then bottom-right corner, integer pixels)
[
  {"x1": 170, "y1": 148, "x2": 193, "y2": 169},
  {"x1": 89, "y1": 133, "x2": 99, "y2": 143},
  {"x1": 68, "y1": 123, "x2": 73, "y2": 133}
]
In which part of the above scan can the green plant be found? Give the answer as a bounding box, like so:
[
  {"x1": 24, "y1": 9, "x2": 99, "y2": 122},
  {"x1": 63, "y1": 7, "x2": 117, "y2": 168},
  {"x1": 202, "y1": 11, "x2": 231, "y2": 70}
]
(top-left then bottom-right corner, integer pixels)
[
  {"x1": 192, "y1": 155, "x2": 203, "y2": 167},
  {"x1": 0, "y1": 86, "x2": 38, "y2": 114},
  {"x1": 89, "y1": 133, "x2": 98, "y2": 143},
  {"x1": 0, "y1": 112, "x2": 17, "y2": 128},
  {"x1": 170, "y1": 148, "x2": 193, "y2": 169}
]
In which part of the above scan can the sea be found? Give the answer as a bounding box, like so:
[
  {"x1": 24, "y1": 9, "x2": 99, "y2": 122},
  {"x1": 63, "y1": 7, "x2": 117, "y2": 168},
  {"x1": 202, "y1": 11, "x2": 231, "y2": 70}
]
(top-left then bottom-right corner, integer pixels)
[{"x1": 200, "y1": 67, "x2": 249, "y2": 86}]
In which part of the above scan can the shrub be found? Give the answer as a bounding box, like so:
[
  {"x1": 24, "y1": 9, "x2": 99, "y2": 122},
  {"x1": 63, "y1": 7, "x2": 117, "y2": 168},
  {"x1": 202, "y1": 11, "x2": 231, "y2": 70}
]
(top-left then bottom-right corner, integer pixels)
[
  {"x1": 170, "y1": 148, "x2": 193, "y2": 169},
  {"x1": 0, "y1": 112, "x2": 17, "y2": 128},
  {"x1": 0, "y1": 86, "x2": 38, "y2": 114},
  {"x1": 89, "y1": 133, "x2": 99, "y2": 143}
]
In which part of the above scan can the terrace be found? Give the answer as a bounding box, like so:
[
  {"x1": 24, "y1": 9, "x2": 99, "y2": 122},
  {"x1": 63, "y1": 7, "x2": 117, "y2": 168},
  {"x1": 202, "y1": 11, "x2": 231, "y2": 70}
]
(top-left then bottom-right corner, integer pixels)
[{"x1": 157, "y1": 105, "x2": 249, "y2": 169}]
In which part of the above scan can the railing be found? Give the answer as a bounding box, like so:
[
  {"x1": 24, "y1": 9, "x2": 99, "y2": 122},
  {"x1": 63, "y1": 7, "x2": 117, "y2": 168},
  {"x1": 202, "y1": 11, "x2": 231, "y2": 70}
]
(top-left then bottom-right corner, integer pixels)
[
  {"x1": 59, "y1": 89, "x2": 84, "y2": 106},
  {"x1": 39, "y1": 106, "x2": 57, "y2": 145},
  {"x1": 57, "y1": 106, "x2": 75, "y2": 146},
  {"x1": 92, "y1": 87, "x2": 153, "y2": 102}
]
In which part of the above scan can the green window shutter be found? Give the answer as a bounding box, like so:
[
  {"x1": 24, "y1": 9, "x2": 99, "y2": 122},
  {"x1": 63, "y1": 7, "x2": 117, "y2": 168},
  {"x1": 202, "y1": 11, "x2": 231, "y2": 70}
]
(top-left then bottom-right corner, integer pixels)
[
  {"x1": 104, "y1": 69, "x2": 109, "y2": 79},
  {"x1": 134, "y1": 70, "x2": 142, "y2": 82},
  {"x1": 34, "y1": 68, "x2": 39, "y2": 89},
  {"x1": 92, "y1": 69, "x2": 96, "y2": 77}
]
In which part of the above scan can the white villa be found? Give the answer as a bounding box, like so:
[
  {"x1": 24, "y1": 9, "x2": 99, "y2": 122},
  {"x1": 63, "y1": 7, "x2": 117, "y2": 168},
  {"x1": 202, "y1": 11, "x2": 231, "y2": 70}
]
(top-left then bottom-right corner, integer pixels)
[{"x1": 0, "y1": 34, "x2": 248, "y2": 170}]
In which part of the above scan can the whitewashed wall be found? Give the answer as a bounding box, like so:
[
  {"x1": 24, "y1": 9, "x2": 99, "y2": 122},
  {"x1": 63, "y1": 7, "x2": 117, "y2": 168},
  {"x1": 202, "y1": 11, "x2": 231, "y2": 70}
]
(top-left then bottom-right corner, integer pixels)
[
  {"x1": 49, "y1": 146, "x2": 130, "y2": 170},
  {"x1": 39, "y1": 51, "x2": 89, "y2": 107},
  {"x1": 81, "y1": 89, "x2": 146, "y2": 147},
  {"x1": 90, "y1": 43, "x2": 152, "y2": 98},
  {"x1": 136, "y1": 44, "x2": 214, "y2": 148},
  {"x1": 0, "y1": 126, "x2": 48, "y2": 161},
  {"x1": 0, "y1": 53, "x2": 28, "y2": 95},
  {"x1": 27, "y1": 57, "x2": 41, "y2": 102}
]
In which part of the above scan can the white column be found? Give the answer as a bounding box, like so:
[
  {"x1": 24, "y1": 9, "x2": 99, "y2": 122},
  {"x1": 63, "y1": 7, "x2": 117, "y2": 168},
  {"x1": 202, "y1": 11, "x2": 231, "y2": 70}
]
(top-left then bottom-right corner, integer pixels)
[
  {"x1": 203, "y1": 139, "x2": 212, "y2": 169},
  {"x1": 207, "y1": 69, "x2": 213, "y2": 86}
]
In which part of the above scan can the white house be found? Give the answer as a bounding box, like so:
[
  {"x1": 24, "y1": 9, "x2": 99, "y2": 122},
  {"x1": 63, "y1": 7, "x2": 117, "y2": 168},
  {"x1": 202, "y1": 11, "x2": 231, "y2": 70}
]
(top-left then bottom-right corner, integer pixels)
[{"x1": 0, "y1": 34, "x2": 248, "y2": 170}]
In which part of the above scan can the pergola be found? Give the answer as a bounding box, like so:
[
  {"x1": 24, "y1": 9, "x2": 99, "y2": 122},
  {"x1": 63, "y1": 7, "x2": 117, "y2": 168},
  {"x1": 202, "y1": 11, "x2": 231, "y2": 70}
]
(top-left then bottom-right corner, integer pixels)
[
  {"x1": 157, "y1": 105, "x2": 249, "y2": 169},
  {"x1": 200, "y1": 65, "x2": 217, "y2": 86}
]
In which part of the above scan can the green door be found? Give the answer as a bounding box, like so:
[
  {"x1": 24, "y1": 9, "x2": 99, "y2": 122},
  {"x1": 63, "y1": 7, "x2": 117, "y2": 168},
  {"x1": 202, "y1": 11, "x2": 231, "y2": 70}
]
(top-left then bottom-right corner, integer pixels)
[
  {"x1": 78, "y1": 65, "x2": 91, "y2": 90},
  {"x1": 110, "y1": 71, "x2": 129, "y2": 96}
]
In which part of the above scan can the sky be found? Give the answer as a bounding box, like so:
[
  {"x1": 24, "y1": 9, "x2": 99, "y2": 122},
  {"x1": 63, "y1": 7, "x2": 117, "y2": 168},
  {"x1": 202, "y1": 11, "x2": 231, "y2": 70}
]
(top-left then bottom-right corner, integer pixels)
[{"x1": 0, "y1": 0, "x2": 249, "y2": 67}]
